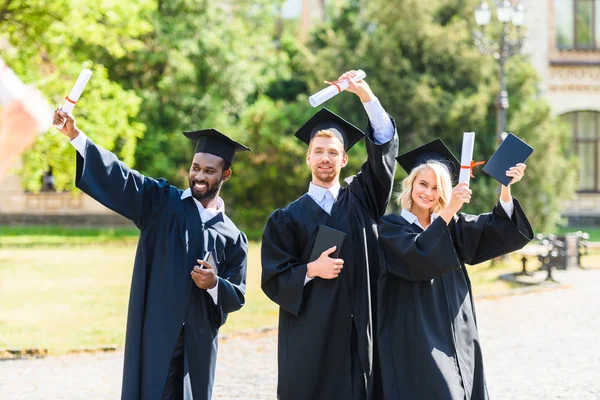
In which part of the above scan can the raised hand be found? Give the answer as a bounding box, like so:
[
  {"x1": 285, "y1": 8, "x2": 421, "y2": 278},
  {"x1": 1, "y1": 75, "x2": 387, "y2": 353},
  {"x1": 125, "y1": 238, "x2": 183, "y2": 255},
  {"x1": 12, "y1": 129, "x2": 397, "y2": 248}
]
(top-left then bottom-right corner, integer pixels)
[
  {"x1": 53, "y1": 108, "x2": 81, "y2": 140},
  {"x1": 505, "y1": 163, "x2": 526, "y2": 186},
  {"x1": 325, "y1": 70, "x2": 374, "y2": 103}
]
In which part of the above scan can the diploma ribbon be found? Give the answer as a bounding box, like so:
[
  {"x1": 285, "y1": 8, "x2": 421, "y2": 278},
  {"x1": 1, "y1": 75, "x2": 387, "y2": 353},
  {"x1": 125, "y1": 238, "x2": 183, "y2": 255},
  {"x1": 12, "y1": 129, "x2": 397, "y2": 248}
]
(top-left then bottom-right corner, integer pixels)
[
  {"x1": 65, "y1": 96, "x2": 77, "y2": 105},
  {"x1": 461, "y1": 160, "x2": 486, "y2": 178},
  {"x1": 329, "y1": 80, "x2": 342, "y2": 93}
]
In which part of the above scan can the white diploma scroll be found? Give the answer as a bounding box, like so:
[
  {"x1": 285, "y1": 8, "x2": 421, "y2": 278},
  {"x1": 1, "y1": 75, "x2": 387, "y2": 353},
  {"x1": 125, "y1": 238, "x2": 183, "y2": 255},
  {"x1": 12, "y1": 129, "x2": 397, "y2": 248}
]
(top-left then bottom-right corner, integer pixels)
[
  {"x1": 55, "y1": 68, "x2": 92, "y2": 128},
  {"x1": 309, "y1": 69, "x2": 367, "y2": 107},
  {"x1": 0, "y1": 57, "x2": 53, "y2": 132},
  {"x1": 458, "y1": 132, "x2": 475, "y2": 185},
  {"x1": 60, "y1": 69, "x2": 92, "y2": 114}
]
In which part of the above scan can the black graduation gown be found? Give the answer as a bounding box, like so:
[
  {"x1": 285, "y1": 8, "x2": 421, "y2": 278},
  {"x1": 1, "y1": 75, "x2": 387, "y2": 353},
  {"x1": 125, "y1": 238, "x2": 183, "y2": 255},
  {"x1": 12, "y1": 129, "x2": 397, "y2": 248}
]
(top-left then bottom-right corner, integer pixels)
[
  {"x1": 75, "y1": 137, "x2": 248, "y2": 400},
  {"x1": 261, "y1": 121, "x2": 399, "y2": 400},
  {"x1": 376, "y1": 199, "x2": 534, "y2": 400}
]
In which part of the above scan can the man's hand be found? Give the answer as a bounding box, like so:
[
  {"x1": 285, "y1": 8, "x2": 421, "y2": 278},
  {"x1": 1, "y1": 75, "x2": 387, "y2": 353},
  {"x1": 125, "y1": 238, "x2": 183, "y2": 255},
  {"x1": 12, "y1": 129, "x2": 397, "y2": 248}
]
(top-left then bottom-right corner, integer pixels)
[
  {"x1": 326, "y1": 70, "x2": 374, "y2": 103},
  {"x1": 191, "y1": 259, "x2": 218, "y2": 290},
  {"x1": 307, "y1": 246, "x2": 344, "y2": 280},
  {"x1": 53, "y1": 108, "x2": 81, "y2": 140}
]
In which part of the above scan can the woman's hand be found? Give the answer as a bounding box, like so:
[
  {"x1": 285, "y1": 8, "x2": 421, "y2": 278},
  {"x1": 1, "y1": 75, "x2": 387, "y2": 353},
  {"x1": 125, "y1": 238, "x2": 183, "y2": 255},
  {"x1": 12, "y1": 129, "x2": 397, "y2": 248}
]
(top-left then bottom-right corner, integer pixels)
[
  {"x1": 505, "y1": 163, "x2": 526, "y2": 186},
  {"x1": 439, "y1": 182, "x2": 471, "y2": 224}
]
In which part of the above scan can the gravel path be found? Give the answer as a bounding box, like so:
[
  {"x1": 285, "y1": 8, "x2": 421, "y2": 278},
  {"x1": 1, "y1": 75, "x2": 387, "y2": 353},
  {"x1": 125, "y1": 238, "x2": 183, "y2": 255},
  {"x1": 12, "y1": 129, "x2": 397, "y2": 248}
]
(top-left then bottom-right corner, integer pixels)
[{"x1": 1, "y1": 268, "x2": 598, "y2": 399}]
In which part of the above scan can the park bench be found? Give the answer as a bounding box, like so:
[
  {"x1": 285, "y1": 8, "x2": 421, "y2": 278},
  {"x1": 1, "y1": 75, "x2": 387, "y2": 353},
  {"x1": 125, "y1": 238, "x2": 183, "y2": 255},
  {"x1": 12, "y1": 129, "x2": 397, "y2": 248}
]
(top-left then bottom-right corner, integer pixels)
[{"x1": 516, "y1": 232, "x2": 589, "y2": 281}]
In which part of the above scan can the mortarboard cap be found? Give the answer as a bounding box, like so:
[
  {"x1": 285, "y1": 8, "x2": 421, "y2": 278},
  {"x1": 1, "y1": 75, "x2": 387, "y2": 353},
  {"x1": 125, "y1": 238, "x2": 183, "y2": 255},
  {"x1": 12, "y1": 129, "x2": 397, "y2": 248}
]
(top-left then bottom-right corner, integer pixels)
[
  {"x1": 183, "y1": 129, "x2": 251, "y2": 165},
  {"x1": 482, "y1": 132, "x2": 533, "y2": 186},
  {"x1": 396, "y1": 138, "x2": 461, "y2": 183},
  {"x1": 294, "y1": 108, "x2": 365, "y2": 152}
]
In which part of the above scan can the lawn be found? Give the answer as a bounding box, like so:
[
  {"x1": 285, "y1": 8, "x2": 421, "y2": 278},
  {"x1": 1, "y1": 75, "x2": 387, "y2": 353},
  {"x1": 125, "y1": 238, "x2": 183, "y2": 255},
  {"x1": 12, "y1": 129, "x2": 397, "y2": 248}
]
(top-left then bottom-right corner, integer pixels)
[
  {"x1": 1, "y1": 227, "x2": 597, "y2": 354},
  {"x1": 0, "y1": 242, "x2": 278, "y2": 354},
  {"x1": 555, "y1": 225, "x2": 600, "y2": 242}
]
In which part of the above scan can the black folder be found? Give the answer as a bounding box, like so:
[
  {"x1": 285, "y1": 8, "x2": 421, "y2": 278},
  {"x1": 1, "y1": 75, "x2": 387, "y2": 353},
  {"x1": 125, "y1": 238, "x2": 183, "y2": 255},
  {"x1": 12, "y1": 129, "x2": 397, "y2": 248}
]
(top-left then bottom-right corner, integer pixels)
[
  {"x1": 482, "y1": 133, "x2": 534, "y2": 186},
  {"x1": 309, "y1": 225, "x2": 347, "y2": 262}
]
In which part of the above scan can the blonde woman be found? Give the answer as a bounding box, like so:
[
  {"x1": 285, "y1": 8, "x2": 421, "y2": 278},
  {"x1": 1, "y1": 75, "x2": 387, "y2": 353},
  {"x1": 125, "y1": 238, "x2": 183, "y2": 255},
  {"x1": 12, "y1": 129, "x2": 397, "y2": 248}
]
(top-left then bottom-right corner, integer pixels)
[{"x1": 376, "y1": 139, "x2": 533, "y2": 400}]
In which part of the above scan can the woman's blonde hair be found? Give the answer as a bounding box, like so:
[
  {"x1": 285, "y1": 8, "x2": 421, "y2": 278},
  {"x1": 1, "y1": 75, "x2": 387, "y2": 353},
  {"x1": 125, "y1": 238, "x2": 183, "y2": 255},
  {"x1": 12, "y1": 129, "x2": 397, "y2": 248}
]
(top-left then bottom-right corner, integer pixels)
[{"x1": 396, "y1": 160, "x2": 453, "y2": 215}]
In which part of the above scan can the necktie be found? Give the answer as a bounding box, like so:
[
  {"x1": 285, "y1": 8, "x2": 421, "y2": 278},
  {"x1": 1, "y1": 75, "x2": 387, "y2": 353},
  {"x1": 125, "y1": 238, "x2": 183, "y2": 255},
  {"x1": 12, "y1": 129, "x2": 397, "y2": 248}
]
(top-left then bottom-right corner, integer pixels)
[{"x1": 322, "y1": 190, "x2": 335, "y2": 214}]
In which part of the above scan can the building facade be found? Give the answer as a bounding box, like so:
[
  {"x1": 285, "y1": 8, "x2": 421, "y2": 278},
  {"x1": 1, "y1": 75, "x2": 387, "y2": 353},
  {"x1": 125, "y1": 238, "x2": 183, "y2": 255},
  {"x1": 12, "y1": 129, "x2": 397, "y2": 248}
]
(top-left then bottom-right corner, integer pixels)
[{"x1": 524, "y1": 0, "x2": 600, "y2": 223}]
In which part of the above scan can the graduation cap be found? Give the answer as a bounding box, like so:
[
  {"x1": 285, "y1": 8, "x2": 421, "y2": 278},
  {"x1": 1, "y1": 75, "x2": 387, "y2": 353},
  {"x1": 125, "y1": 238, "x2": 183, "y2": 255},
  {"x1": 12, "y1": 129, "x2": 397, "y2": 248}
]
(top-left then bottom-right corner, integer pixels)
[
  {"x1": 396, "y1": 138, "x2": 461, "y2": 183},
  {"x1": 482, "y1": 132, "x2": 533, "y2": 186},
  {"x1": 183, "y1": 129, "x2": 251, "y2": 165},
  {"x1": 295, "y1": 108, "x2": 365, "y2": 152}
]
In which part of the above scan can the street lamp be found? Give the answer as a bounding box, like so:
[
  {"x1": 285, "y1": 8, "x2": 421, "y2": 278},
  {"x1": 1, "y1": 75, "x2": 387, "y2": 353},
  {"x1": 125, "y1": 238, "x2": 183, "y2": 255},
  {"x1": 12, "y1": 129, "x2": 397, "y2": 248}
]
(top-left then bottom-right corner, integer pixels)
[{"x1": 473, "y1": 1, "x2": 526, "y2": 144}]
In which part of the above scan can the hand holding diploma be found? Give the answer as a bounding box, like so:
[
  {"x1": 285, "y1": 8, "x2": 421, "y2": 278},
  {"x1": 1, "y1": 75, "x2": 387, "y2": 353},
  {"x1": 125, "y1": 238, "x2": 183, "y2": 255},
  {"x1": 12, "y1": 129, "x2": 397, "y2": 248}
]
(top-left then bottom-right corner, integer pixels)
[
  {"x1": 54, "y1": 68, "x2": 92, "y2": 129},
  {"x1": 309, "y1": 69, "x2": 370, "y2": 106}
]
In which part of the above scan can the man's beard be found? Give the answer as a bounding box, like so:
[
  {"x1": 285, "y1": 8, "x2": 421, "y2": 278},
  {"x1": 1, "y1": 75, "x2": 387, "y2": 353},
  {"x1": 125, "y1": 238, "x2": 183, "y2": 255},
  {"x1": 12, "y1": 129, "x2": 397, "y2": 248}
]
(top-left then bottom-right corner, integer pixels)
[
  {"x1": 189, "y1": 177, "x2": 224, "y2": 202},
  {"x1": 313, "y1": 164, "x2": 337, "y2": 183}
]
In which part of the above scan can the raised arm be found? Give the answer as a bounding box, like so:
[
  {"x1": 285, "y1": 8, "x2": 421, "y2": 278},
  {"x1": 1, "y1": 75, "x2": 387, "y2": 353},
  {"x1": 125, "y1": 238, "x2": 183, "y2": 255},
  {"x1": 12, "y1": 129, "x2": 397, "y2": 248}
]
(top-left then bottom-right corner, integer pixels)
[
  {"x1": 54, "y1": 110, "x2": 171, "y2": 230},
  {"x1": 453, "y1": 198, "x2": 533, "y2": 265},
  {"x1": 337, "y1": 71, "x2": 399, "y2": 218},
  {"x1": 378, "y1": 215, "x2": 461, "y2": 282}
]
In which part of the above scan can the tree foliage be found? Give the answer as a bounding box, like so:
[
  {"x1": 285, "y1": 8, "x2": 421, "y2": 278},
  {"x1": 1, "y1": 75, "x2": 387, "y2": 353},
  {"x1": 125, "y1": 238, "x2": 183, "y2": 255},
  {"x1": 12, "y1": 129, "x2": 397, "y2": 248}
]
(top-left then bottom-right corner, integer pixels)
[
  {"x1": 1, "y1": 0, "x2": 152, "y2": 191},
  {"x1": 2, "y1": 0, "x2": 576, "y2": 234}
]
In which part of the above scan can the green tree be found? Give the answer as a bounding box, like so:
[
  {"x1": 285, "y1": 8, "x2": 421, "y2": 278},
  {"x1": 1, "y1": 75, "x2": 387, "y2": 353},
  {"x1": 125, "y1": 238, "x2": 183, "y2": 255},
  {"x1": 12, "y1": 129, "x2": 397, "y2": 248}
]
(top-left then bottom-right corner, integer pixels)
[
  {"x1": 95, "y1": 0, "x2": 290, "y2": 188},
  {"x1": 301, "y1": 0, "x2": 576, "y2": 232},
  {"x1": 0, "y1": 0, "x2": 152, "y2": 191}
]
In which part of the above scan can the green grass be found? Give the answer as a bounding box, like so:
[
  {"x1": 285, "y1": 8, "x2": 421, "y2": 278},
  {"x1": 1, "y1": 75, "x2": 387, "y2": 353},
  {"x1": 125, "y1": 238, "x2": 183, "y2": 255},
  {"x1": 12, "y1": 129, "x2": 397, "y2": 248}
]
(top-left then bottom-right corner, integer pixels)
[
  {"x1": 555, "y1": 226, "x2": 600, "y2": 242},
  {"x1": 1, "y1": 226, "x2": 598, "y2": 353},
  {"x1": 0, "y1": 226, "x2": 139, "y2": 247},
  {"x1": 0, "y1": 242, "x2": 277, "y2": 354}
]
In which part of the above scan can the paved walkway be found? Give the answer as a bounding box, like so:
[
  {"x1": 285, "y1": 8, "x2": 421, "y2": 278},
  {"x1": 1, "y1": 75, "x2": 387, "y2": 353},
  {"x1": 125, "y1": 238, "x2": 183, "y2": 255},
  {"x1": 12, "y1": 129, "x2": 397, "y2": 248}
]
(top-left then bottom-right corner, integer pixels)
[{"x1": 1, "y1": 268, "x2": 599, "y2": 399}]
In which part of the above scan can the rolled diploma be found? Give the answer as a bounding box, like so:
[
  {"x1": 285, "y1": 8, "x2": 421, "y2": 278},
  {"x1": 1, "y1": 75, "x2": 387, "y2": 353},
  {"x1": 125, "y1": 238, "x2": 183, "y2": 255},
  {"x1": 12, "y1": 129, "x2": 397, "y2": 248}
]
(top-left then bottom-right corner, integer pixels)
[
  {"x1": 60, "y1": 69, "x2": 92, "y2": 114},
  {"x1": 309, "y1": 69, "x2": 367, "y2": 107},
  {"x1": 458, "y1": 132, "x2": 475, "y2": 185},
  {"x1": 0, "y1": 57, "x2": 53, "y2": 132}
]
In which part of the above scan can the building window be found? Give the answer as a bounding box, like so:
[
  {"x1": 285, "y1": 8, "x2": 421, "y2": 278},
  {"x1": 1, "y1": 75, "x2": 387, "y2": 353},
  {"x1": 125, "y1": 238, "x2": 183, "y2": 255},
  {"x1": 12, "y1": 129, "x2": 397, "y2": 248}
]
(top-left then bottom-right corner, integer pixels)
[
  {"x1": 554, "y1": 0, "x2": 600, "y2": 50},
  {"x1": 561, "y1": 111, "x2": 600, "y2": 192}
]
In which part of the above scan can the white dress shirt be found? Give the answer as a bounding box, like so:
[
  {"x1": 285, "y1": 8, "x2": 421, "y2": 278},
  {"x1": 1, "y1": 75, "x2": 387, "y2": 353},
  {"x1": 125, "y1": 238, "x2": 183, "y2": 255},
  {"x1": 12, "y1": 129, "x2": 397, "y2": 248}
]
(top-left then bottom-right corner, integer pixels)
[
  {"x1": 400, "y1": 198, "x2": 515, "y2": 230},
  {"x1": 307, "y1": 182, "x2": 341, "y2": 215},
  {"x1": 70, "y1": 133, "x2": 220, "y2": 304},
  {"x1": 362, "y1": 97, "x2": 395, "y2": 144}
]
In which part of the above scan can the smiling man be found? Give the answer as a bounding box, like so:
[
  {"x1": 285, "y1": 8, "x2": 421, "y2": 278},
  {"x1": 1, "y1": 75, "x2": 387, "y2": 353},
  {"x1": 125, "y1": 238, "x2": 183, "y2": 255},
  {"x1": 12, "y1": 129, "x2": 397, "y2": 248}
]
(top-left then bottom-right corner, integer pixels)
[
  {"x1": 53, "y1": 111, "x2": 250, "y2": 400},
  {"x1": 261, "y1": 70, "x2": 399, "y2": 400}
]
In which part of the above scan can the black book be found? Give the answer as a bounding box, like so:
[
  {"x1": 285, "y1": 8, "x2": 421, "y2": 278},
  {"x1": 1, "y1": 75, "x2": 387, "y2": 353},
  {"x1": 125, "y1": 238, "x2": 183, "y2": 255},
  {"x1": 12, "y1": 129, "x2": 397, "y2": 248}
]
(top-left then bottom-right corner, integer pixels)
[
  {"x1": 482, "y1": 133, "x2": 534, "y2": 186},
  {"x1": 309, "y1": 225, "x2": 347, "y2": 262}
]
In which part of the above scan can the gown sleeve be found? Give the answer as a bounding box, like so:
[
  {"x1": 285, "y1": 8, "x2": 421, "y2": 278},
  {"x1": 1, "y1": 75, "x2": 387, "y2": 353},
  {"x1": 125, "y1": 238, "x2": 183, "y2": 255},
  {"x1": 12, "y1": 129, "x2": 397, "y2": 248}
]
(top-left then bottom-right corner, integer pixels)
[
  {"x1": 452, "y1": 197, "x2": 534, "y2": 265},
  {"x1": 212, "y1": 231, "x2": 248, "y2": 327},
  {"x1": 260, "y1": 209, "x2": 308, "y2": 317},
  {"x1": 347, "y1": 116, "x2": 399, "y2": 219},
  {"x1": 75, "y1": 136, "x2": 171, "y2": 230},
  {"x1": 378, "y1": 215, "x2": 462, "y2": 281}
]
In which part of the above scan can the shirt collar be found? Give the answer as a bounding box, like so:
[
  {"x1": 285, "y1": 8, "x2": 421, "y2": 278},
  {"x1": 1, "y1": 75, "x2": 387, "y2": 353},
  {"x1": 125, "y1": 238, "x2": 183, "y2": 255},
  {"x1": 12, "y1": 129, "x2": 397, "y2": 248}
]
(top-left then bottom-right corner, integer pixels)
[
  {"x1": 308, "y1": 182, "x2": 341, "y2": 202},
  {"x1": 400, "y1": 209, "x2": 438, "y2": 229},
  {"x1": 181, "y1": 188, "x2": 225, "y2": 214}
]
